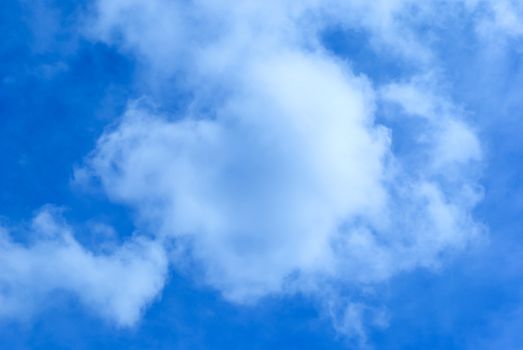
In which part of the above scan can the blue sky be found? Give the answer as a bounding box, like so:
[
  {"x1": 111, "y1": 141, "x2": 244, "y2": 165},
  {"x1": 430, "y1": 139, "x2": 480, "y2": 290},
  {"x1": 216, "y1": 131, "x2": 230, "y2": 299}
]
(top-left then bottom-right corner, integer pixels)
[{"x1": 1, "y1": 1, "x2": 523, "y2": 349}]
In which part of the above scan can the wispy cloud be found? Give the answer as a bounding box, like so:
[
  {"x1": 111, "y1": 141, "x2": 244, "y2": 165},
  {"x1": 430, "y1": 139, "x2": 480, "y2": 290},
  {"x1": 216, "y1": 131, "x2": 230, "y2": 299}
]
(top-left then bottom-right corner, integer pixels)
[{"x1": 0, "y1": 208, "x2": 167, "y2": 327}]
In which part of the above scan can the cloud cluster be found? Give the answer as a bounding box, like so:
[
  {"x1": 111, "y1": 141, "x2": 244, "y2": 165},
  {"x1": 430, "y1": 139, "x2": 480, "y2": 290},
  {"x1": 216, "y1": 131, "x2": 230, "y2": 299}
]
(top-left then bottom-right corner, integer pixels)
[
  {"x1": 82, "y1": 0, "x2": 484, "y2": 305},
  {"x1": 4, "y1": 0, "x2": 511, "y2": 336},
  {"x1": 83, "y1": 52, "x2": 390, "y2": 302}
]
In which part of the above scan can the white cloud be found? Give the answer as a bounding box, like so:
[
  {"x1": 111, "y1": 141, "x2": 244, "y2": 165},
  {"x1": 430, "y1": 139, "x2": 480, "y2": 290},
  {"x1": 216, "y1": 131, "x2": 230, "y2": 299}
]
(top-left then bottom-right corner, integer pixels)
[
  {"x1": 82, "y1": 49, "x2": 392, "y2": 302},
  {"x1": 73, "y1": 0, "x2": 488, "y2": 339},
  {"x1": 5, "y1": 0, "x2": 511, "y2": 340},
  {"x1": 468, "y1": 0, "x2": 523, "y2": 39},
  {"x1": 380, "y1": 77, "x2": 482, "y2": 169},
  {"x1": 81, "y1": 6, "x2": 484, "y2": 301},
  {"x1": 326, "y1": 300, "x2": 389, "y2": 349},
  {"x1": 0, "y1": 208, "x2": 168, "y2": 327}
]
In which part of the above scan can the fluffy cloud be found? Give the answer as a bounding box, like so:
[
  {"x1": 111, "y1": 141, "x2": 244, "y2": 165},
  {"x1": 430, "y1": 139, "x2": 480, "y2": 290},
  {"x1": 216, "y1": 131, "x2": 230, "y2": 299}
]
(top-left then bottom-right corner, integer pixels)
[
  {"x1": 81, "y1": 0, "x2": 484, "y2": 307},
  {"x1": 3, "y1": 0, "x2": 504, "y2": 337},
  {"x1": 0, "y1": 208, "x2": 167, "y2": 327},
  {"x1": 82, "y1": 49, "x2": 391, "y2": 301}
]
